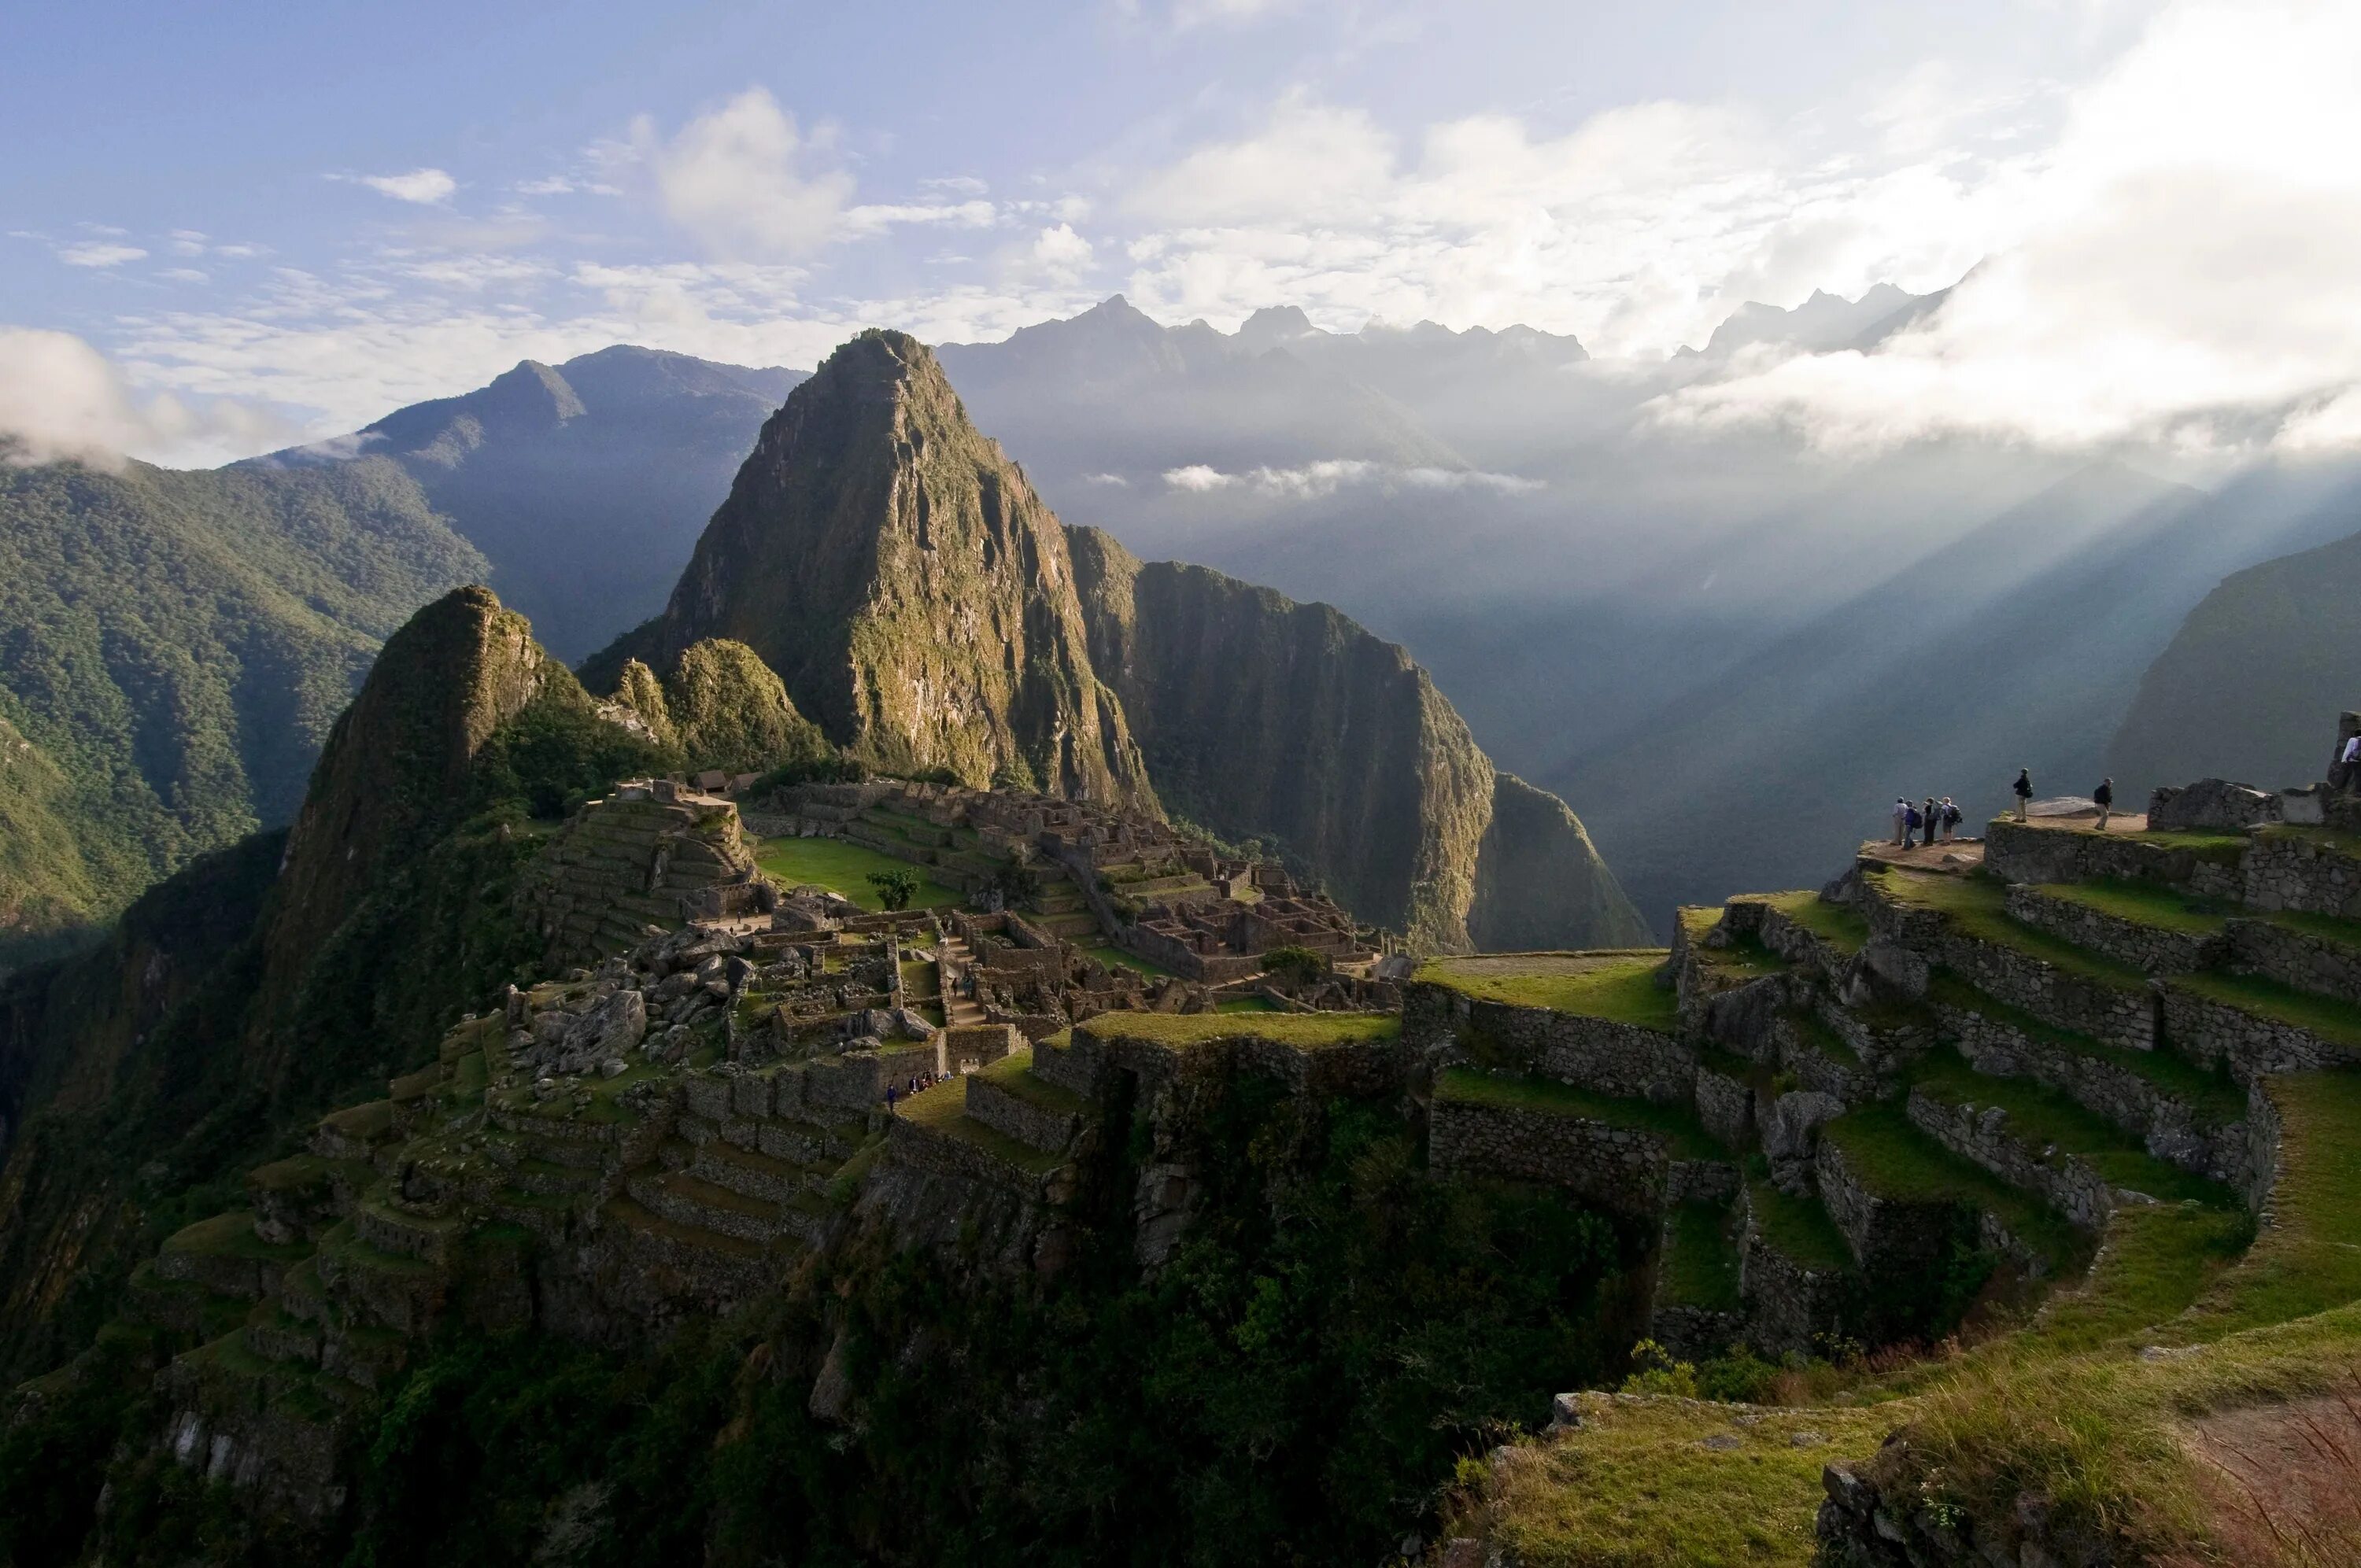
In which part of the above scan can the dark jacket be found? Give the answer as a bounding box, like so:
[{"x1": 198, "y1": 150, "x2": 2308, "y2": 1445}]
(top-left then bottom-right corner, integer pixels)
[
  {"x1": 2014, "y1": 772, "x2": 2034, "y2": 799},
  {"x1": 2094, "y1": 781, "x2": 2114, "y2": 806}
]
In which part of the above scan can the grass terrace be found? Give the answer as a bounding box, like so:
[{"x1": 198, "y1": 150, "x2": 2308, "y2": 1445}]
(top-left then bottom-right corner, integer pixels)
[
  {"x1": 1480, "y1": 1393, "x2": 1901, "y2": 1568},
  {"x1": 1677, "y1": 907, "x2": 1790, "y2": 980},
  {"x1": 1435, "y1": 1067, "x2": 1726, "y2": 1161},
  {"x1": 1077, "y1": 1009, "x2": 1401, "y2": 1050},
  {"x1": 1868, "y1": 868, "x2": 2149, "y2": 991},
  {"x1": 1923, "y1": 974, "x2": 2248, "y2": 1123},
  {"x1": 2033, "y1": 877, "x2": 2230, "y2": 935},
  {"x1": 1658, "y1": 1201, "x2": 1742, "y2": 1313},
  {"x1": 753, "y1": 836, "x2": 960, "y2": 910},
  {"x1": 2256, "y1": 822, "x2": 2361, "y2": 859},
  {"x1": 1746, "y1": 1175, "x2": 1856, "y2": 1273},
  {"x1": 1414, "y1": 950, "x2": 1676, "y2": 1029},
  {"x1": 1783, "y1": 1008, "x2": 1860, "y2": 1069},
  {"x1": 1905, "y1": 1050, "x2": 2237, "y2": 1207},
  {"x1": 895, "y1": 1075, "x2": 1063, "y2": 1175},
  {"x1": 2259, "y1": 904, "x2": 2361, "y2": 951},
  {"x1": 973, "y1": 1046, "x2": 1092, "y2": 1119},
  {"x1": 1821, "y1": 1101, "x2": 2086, "y2": 1271},
  {"x1": 2171, "y1": 969, "x2": 2361, "y2": 1053},
  {"x1": 1752, "y1": 890, "x2": 1871, "y2": 954},
  {"x1": 2025, "y1": 1202, "x2": 2253, "y2": 1353},
  {"x1": 1082, "y1": 942, "x2": 1178, "y2": 979}
]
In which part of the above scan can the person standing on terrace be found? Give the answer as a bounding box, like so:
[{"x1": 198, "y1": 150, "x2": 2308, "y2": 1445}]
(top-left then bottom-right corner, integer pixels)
[{"x1": 2013, "y1": 769, "x2": 2034, "y2": 821}]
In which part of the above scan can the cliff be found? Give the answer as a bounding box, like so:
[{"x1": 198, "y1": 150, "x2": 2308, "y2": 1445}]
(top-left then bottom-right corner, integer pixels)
[
  {"x1": 1066, "y1": 525, "x2": 1646, "y2": 950},
  {"x1": 587, "y1": 330, "x2": 1155, "y2": 806}
]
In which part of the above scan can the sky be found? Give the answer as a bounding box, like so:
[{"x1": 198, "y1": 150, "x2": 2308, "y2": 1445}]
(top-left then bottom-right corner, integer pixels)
[{"x1": 2, "y1": 0, "x2": 2358, "y2": 466}]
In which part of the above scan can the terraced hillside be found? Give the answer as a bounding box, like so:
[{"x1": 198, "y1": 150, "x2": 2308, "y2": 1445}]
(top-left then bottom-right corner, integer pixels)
[{"x1": 1432, "y1": 809, "x2": 2361, "y2": 1567}]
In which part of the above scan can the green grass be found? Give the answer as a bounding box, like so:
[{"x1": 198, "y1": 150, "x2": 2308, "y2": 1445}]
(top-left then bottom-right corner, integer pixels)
[
  {"x1": 1482, "y1": 1395, "x2": 1901, "y2": 1568},
  {"x1": 899, "y1": 958, "x2": 940, "y2": 1000},
  {"x1": 895, "y1": 1076, "x2": 1063, "y2": 1175},
  {"x1": 1214, "y1": 994, "x2": 1278, "y2": 1013},
  {"x1": 2026, "y1": 1203, "x2": 2252, "y2": 1352},
  {"x1": 1082, "y1": 942, "x2": 1178, "y2": 979},
  {"x1": 1753, "y1": 891, "x2": 1870, "y2": 954},
  {"x1": 753, "y1": 836, "x2": 960, "y2": 910},
  {"x1": 2171, "y1": 969, "x2": 2361, "y2": 1050},
  {"x1": 1659, "y1": 1202, "x2": 1742, "y2": 1313},
  {"x1": 1414, "y1": 951, "x2": 1676, "y2": 1030},
  {"x1": 2258, "y1": 905, "x2": 2361, "y2": 951},
  {"x1": 160, "y1": 1211, "x2": 312, "y2": 1264},
  {"x1": 1869, "y1": 868, "x2": 2148, "y2": 990},
  {"x1": 1435, "y1": 1068, "x2": 1726, "y2": 1160},
  {"x1": 1924, "y1": 974, "x2": 2248, "y2": 1123},
  {"x1": 2033, "y1": 878, "x2": 2229, "y2": 936},
  {"x1": 2123, "y1": 828, "x2": 2250, "y2": 859},
  {"x1": 2256, "y1": 822, "x2": 2361, "y2": 859},
  {"x1": 2166, "y1": 1070, "x2": 2361, "y2": 1341},
  {"x1": 1821, "y1": 1101, "x2": 2085, "y2": 1269},
  {"x1": 974, "y1": 1047, "x2": 1092, "y2": 1118},
  {"x1": 1747, "y1": 1178, "x2": 1855, "y2": 1272},
  {"x1": 1677, "y1": 907, "x2": 1790, "y2": 980},
  {"x1": 1078, "y1": 1010, "x2": 1401, "y2": 1050},
  {"x1": 1905, "y1": 1050, "x2": 2236, "y2": 1208},
  {"x1": 1782, "y1": 1009, "x2": 1860, "y2": 1068}
]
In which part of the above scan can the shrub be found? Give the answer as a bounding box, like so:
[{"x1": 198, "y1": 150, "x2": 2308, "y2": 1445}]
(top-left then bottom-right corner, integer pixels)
[
  {"x1": 868, "y1": 869, "x2": 920, "y2": 911},
  {"x1": 1262, "y1": 945, "x2": 1331, "y2": 987}
]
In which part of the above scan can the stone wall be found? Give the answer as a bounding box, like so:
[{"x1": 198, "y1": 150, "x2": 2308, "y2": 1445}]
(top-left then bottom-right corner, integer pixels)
[
  {"x1": 1738, "y1": 1224, "x2": 1855, "y2": 1359},
  {"x1": 964, "y1": 1075, "x2": 1081, "y2": 1157},
  {"x1": 1903, "y1": 1088, "x2": 2115, "y2": 1230},
  {"x1": 1934, "y1": 931, "x2": 2157, "y2": 1052},
  {"x1": 1402, "y1": 981, "x2": 1696, "y2": 1103},
  {"x1": 1936, "y1": 995, "x2": 2254, "y2": 1189},
  {"x1": 1694, "y1": 1064, "x2": 1757, "y2": 1151},
  {"x1": 2162, "y1": 983, "x2": 2361, "y2": 1079},
  {"x1": 1649, "y1": 1302, "x2": 1746, "y2": 1363},
  {"x1": 525, "y1": 794, "x2": 763, "y2": 969},
  {"x1": 1812, "y1": 1138, "x2": 1967, "y2": 1281},
  {"x1": 2004, "y1": 884, "x2": 2226, "y2": 974},
  {"x1": 1982, "y1": 819, "x2": 2243, "y2": 899},
  {"x1": 2240, "y1": 831, "x2": 2361, "y2": 918},
  {"x1": 2227, "y1": 916, "x2": 2361, "y2": 1008},
  {"x1": 1426, "y1": 1098, "x2": 1672, "y2": 1221}
]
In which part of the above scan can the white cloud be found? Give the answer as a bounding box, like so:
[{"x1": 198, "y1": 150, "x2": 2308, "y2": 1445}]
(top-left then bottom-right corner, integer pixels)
[
  {"x1": 922, "y1": 175, "x2": 989, "y2": 197},
  {"x1": 1162, "y1": 459, "x2": 1540, "y2": 498},
  {"x1": 0, "y1": 326, "x2": 294, "y2": 467},
  {"x1": 1162, "y1": 463, "x2": 1234, "y2": 491},
  {"x1": 57, "y1": 242, "x2": 147, "y2": 267},
  {"x1": 1083, "y1": 471, "x2": 1130, "y2": 486},
  {"x1": 157, "y1": 267, "x2": 209, "y2": 283},
  {"x1": 1651, "y1": 0, "x2": 2361, "y2": 453},
  {"x1": 515, "y1": 175, "x2": 578, "y2": 196},
  {"x1": 637, "y1": 87, "x2": 854, "y2": 259},
  {"x1": 1031, "y1": 223, "x2": 1095, "y2": 284},
  {"x1": 212, "y1": 242, "x2": 268, "y2": 259},
  {"x1": 354, "y1": 168, "x2": 458, "y2": 205}
]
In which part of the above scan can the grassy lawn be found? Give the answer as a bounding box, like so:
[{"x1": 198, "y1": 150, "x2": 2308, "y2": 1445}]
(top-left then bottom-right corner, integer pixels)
[
  {"x1": 2171, "y1": 969, "x2": 2361, "y2": 1050},
  {"x1": 2033, "y1": 878, "x2": 2229, "y2": 936},
  {"x1": 899, "y1": 958, "x2": 940, "y2": 1000},
  {"x1": 754, "y1": 835, "x2": 961, "y2": 910},
  {"x1": 1660, "y1": 1201, "x2": 1742, "y2": 1312},
  {"x1": 2025, "y1": 1201, "x2": 2252, "y2": 1353},
  {"x1": 1482, "y1": 1393, "x2": 1901, "y2": 1568},
  {"x1": 895, "y1": 1075, "x2": 1063, "y2": 1174},
  {"x1": 1077, "y1": 1010, "x2": 1401, "y2": 1050},
  {"x1": 1821, "y1": 1101, "x2": 2085, "y2": 1270},
  {"x1": 1215, "y1": 994, "x2": 1278, "y2": 1013},
  {"x1": 2259, "y1": 905, "x2": 2361, "y2": 951},
  {"x1": 1870, "y1": 869, "x2": 2148, "y2": 990},
  {"x1": 974, "y1": 1046, "x2": 1093, "y2": 1117},
  {"x1": 1905, "y1": 1050, "x2": 2235, "y2": 1208},
  {"x1": 1747, "y1": 1177, "x2": 1856, "y2": 1272},
  {"x1": 1435, "y1": 1067, "x2": 1726, "y2": 1160},
  {"x1": 1416, "y1": 951, "x2": 1676, "y2": 1029},
  {"x1": 1752, "y1": 891, "x2": 1870, "y2": 954}
]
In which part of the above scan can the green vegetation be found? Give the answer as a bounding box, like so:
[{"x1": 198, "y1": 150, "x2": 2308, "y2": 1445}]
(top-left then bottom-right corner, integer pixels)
[
  {"x1": 1783, "y1": 1008, "x2": 1860, "y2": 1068},
  {"x1": 2259, "y1": 904, "x2": 2361, "y2": 950},
  {"x1": 1215, "y1": 994, "x2": 1278, "y2": 1014},
  {"x1": 1435, "y1": 1068, "x2": 1725, "y2": 1160},
  {"x1": 1752, "y1": 890, "x2": 1869, "y2": 953},
  {"x1": 2171, "y1": 968, "x2": 2361, "y2": 1050},
  {"x1": 1923, "y1": 974, "x2": 2248, "y2": 1123},
  {"x1": 1081, "y1": 942, "x2": 1177, "y2": 978},
  {"x1": 1259, "y1": 943, "x2": 1332, "y2": 987},
  {"x1": 974, "y1": 1048, "x2": 1092, "y2": 1119},
  {"x1": 752, "y1": 836, "x2": 959, "y2": 910},
  {"x1": 1746, "y1": 1178, "x2": 1855, "y2": 1273},
  {"x1": 1821, "y1": 1101, "x2": 2085, "y2": 1271},
  {"x1": 2032, "y1": 877, "x2": 2229, "y2": 935},
  {"x1": 866, "y1": 867, "x2": 921, "y2": 911},
  {"x1": 2024, "y1": 1202, "x2": 2252, "y2": 1352},
  {"x1": 1080, "y1": 1010, "x2": 1402, "y2": 1050},
  {"x1": 1415, "y1": 951, "x2": 1677, "y2": 1030},
  {"x1": 1869, "y1": 868, "x2": 2148, "y2": 989},
  {"x1": 1659, "y1": 1202, "x2": 1742, "y2": 1313}
]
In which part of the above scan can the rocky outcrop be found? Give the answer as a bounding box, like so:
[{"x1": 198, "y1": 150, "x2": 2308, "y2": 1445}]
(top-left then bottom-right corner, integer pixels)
[
  {"x1": 588, "y1": 330, "x2": 1154, "y2": 806},
  {"x1": 1066, "y1": 526, "x2": 1644, "y2": 952},
  {"x1": 609, "y1": 639, "x2": 833, "y2": 775}
]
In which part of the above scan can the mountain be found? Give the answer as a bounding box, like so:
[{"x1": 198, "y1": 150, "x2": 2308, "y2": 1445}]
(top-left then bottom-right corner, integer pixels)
[
  {"x1": 1066, "y1": 529, "x2": 1646, "y2": 949},
  {"x1": 1682, "y1": 282, "x2": 1940, "y2": 358},
  {"x1": 252, "y1": 345, "x2": 807, "y2": 662},
  {"x1": 0, "y1": 584, "x2": 660, "y2": 1378},
  {"x1": 2108, "y1": 461, "x2": 2361, "y2": 792},
  {"x1": 0, "y1": 456, "x2": 486, "y2": 971},
  {"x1": 589, "y1": 329, "x2": 1641, "y2": 950}
]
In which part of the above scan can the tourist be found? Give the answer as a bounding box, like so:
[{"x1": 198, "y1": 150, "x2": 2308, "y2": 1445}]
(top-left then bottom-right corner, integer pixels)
[
  {"x1": 1891, "y1": 798, "x2": 1910, "y2": 846},
  {"x1": 1922, "y1": 798, "x2": 1939, "y2": 849},
  {"x1": 1943, "y1": 798, "x2": 1963, "y2": 840},
  {"x1": 2013, "y1": 769, "x2": 2034, "y2": 821},
  {"x1": 885, "y1": 1085, "x2": 898, "y2": 1113},
  {"x1": 1904, "y1": 800, "x2": 1923, "y2": 849},
  {"x1": 2094, "y1": 777, "x2": 2115, "y2": 831},
  {"x1": 2340, "y1": 733, "x2": 2360, "y2": 788}
]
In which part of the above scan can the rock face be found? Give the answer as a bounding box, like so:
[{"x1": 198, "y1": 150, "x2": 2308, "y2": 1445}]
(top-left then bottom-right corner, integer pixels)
[
  {"x1": 589, "y1": 330, "x2": 1154, "y2": 806},
  {"x1": 1066, "y1": 526, "x2": 1646, "y2": 950}
]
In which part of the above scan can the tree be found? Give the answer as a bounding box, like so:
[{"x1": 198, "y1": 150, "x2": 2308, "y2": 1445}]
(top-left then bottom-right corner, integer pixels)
[
  {"x1": 867, "y1": 869, "x2": 921, "y2": 911},
  {"x1": 1260, "y1": 945, "x2": 1329, "y2": 987}
]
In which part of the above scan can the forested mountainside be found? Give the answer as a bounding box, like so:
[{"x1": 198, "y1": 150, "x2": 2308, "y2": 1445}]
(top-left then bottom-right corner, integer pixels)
[
  {"x1": 0, "y1": 456, "x2": 485, "y2": 972},
  {"x1": 2109, "y1": 467, "x2": 2361, "y2": 795},
  {"x1": 250, "y1": 346, "x2": 805, "y2": 663},
  {"x1": 589, "y1": 330, "x2": 1642, "y2": 952}
]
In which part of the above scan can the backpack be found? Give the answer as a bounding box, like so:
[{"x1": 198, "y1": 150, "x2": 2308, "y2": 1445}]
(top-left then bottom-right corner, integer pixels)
[
  {"x1": 1945, "y1": 804, "x2": 1963, "y2": 827},
  {"x1": 1906, "y1": 806, "x2": 1923, "y2": 829}
]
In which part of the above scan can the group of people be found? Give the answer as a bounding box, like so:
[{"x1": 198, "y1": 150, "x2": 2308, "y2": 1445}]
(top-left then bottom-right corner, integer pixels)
[
  {"x1": 1891, "y1": 795, "x2": 1964, "y2": 849},
  {"x1": 884, "y1": 1070, "x2": 950, "y2": 1112},
  {"x1": 2008, "y1": 769, "x2": 2116, "y2": 828}
]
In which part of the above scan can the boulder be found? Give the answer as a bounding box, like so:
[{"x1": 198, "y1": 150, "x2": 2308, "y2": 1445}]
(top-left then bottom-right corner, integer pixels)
[{"x1": 2147, "y1": 777, "x2": 2281, "y2": 832}]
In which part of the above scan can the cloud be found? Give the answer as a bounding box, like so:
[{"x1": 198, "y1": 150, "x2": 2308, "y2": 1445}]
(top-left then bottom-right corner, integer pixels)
[
  {"x1": 515, "y1": 175, "x2": 578, "y2": 196},
  {"x1": 57, "y1": 242, "x2": 147, "y2": 267},
  {"x1": 0, "y1": 326, "x2": 294, "y2": 467},
  {"x1": 1083, "y1": 471, "x2": 1130, "y2": 486},
  {"x1": 637, "y1": 88, "x2": 855, "y2": 259},
  {"x1": 1031, "y1": 223, "x2": 1095, "y2": 284},
  {"x1": 1650, "y1": 0, "x2": 2361, "y2": 453},
  {"x1": 922, "y1": 175, "x2": 989, "y2": 197},
  {"x1": 1161, "y1": 459, "x2": 1540, "y2": 498},
  {"x1": 354, "y1": 168, "x2": 458, "y2": 204},
  {"x1": 157, "y1": 267, "x2": 209, "y2": 283}
]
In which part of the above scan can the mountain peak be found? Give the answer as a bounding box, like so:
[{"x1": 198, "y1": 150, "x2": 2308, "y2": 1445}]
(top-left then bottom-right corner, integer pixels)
[{"x1": 1235, "y1": 304, "x2": 1317, "y2": 352}]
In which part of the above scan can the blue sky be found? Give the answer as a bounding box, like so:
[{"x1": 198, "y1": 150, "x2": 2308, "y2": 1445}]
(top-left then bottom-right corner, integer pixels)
[{"x1": 5, "y1": 1, "x2": 2359, "y2": 465}]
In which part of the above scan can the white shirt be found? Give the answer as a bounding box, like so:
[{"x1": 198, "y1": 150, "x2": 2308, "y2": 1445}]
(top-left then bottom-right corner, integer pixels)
[{"x1": 2342, "y1": 736, "x2": 2359, "y2": 764}]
